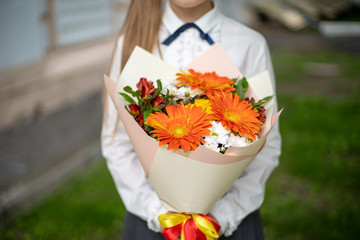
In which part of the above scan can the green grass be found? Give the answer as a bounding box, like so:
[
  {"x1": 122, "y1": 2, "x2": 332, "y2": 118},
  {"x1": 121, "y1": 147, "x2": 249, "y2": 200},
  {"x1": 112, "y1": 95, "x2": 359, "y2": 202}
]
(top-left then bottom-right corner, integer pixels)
[
  {"x1": 261, "y1": 49, "x2": 360, "y2": 240},
  {"x1": 262, "y1": 96, "x2": 360, "y2": 240},
  {"x1": 1, "y1": 48, "x2": 360, "y2": 239},
  {"x1": 0, "y1": 161, "x2": 126, "y2": 240},
  {"x1": 278, "y1": 96, "x2": 360, "y2": 188}
]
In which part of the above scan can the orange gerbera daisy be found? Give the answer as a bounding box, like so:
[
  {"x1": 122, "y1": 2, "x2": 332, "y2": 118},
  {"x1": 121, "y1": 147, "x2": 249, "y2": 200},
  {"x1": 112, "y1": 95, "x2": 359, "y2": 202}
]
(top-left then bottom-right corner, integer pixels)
[
  {"x1": 209, "y1": 92, "x2": 263, "y2": 140},
  {"x1": 145, "y1": 103, "x2": 212, "y2": 152},
  {"x1": 176, "y1": 69, "x2": 235, "y2": 94}
]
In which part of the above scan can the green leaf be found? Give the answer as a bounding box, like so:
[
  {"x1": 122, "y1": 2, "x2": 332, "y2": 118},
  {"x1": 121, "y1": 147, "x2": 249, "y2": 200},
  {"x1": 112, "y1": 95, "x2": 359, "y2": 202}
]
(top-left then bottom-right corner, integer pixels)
[
  {"x1": 156, "y1": 79, "x2": 162, "y2": 89},
  {"x1": 253, "y1": 95, "x2": 273, "y2": 108},
  {"x1": 145, "y1": 124, "x2": 150, "y2": 133},
  {"x1": 123, "y1": 86, "x2": 134, "y2": 94},
  {"x1": 259, "y1": 95, "x2": 273, "y2": 103},
  {"x1": 124, "y1": 105, "x2": 130, "y2": 113},
  {"x1": 240, "y1": 77, "x2": 249, "y2": 91},
  {"x1": 235, "y1": 77, "x2": 249, "y2": 100},
  {"x1": 236, "y1": 85, "x2": 245, "y2": 100},
  {"x1": 143, "y1": 105, "x2": 153, "y2": 120},
  {"x1": 124, "y1": 86, "x2": 142, "y2": 99},
  {"x1": 150, "y1": 79, "x2": 163, "y2": 101},
  {"x1": 133, "y1": 90, "x2": 141, "y2": 98},
  {"x1": 143, "y1": 110, "x2": 151, "y2": 121},
  {"x1": 164, "y1": 89, "x2": 170, "y2": 105},
  {"x1": 119, "y1": 92, "x2": 136, "y2": 105},
  {"x1": 232, "y1": 77, "x2": 239, "y2": 85},
  {"x1": 152, "y1": 107, "x2": 162, "y2": 112},
  {"x1": 143, "y1": 107, "x2": 154, "y2": 132}
]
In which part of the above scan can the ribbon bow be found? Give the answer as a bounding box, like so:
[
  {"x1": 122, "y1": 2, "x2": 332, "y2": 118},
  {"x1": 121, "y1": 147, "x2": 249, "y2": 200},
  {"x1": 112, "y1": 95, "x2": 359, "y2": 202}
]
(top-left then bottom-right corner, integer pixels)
[
  {"x1": 159, "y1": 213, "x2": 220, "y2": 240},
  {"x1": 162, "y1": 23, "x2": 215, "y2": 46}
]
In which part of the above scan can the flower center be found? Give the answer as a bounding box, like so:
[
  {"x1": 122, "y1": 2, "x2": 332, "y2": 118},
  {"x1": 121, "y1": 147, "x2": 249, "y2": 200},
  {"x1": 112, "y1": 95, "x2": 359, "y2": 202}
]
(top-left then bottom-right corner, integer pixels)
[
  {"x1": 171, "y1": 125, "x2": 188, "y2": 138},
  {"x1": 174, "y1": 127, "x2": 184, "y2": 135},
  {"x1": 225, "y1": 111, "x2": 240, "y2": 123}
]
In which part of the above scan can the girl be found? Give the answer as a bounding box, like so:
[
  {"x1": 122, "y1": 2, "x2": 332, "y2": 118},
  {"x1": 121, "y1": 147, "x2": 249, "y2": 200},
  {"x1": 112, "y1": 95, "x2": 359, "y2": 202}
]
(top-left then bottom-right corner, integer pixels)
[{"x1": 101, "y1": 0, "x2": 281, "y2": 239}]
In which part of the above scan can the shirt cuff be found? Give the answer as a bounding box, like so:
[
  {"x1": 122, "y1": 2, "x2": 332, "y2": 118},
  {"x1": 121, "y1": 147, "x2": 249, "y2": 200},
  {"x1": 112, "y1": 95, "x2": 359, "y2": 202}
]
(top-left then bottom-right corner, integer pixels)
[
  {"x1": 146, "y1": 200, "x2": 168, "y2": 232},
  {"x1": 210, "y1": 200, "x2": 238, "y2": 237}
]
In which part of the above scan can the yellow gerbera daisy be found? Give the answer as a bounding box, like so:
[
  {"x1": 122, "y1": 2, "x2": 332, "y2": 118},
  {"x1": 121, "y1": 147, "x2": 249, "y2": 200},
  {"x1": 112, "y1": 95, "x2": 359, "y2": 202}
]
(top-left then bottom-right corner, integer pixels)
[
  {"x1": 209, "y1": 91, "x2": 263, "y2": 140},
  {"x1": 145, "y1": 103, "x2": 212, "y2": 152},
  {"x1": 194, "y1": 99, "x2": 213, "y2": 115}
]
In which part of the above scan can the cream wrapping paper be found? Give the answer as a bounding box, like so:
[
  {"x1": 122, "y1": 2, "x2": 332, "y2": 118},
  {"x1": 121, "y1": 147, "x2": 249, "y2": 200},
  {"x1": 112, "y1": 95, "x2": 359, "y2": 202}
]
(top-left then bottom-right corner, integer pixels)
[{"x1": 104, "y1": 44, "x2": 282, "y2": 214}]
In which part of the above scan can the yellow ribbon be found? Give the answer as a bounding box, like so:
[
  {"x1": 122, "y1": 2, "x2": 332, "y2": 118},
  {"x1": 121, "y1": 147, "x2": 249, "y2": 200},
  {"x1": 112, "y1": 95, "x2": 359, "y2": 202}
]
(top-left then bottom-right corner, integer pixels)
[
  {"x1": 192, "y1": 214, "x2": 219, "y2": 240},
  {"x1": 159, "y1": 213, "x2": 192, "y2": 228},
  {"x1": 159, "y1": 213, "x2": 219, "y2": 240}
]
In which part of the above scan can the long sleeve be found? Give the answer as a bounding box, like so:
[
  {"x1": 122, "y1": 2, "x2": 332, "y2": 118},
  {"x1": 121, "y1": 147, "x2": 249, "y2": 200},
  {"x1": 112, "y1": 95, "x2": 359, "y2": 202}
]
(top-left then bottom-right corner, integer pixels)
[
  {"x1": 101, "y1": 37, "x2": 167, "y2": 232},
  {"x1": 209, "y1": 34, "x2": 282, "y2": 237}
]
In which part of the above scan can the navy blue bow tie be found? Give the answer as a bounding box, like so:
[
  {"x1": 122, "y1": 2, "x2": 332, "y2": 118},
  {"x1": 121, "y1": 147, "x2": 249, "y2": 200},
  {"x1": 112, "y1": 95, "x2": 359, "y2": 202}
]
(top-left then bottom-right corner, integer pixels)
[{"x1": 162, "y1": 23, "x2": 215, "y2": 46}]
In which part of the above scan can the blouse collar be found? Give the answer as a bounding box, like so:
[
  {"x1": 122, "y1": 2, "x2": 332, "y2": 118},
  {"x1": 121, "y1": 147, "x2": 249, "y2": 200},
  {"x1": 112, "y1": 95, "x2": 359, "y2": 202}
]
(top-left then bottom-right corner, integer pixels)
[{"x1": 162, "y1": 1, "x2": 222, "y2": 35}]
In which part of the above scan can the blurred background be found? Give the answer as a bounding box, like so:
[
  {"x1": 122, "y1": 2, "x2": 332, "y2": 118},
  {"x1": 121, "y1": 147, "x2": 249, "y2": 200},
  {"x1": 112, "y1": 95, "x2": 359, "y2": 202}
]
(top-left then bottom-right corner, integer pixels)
[{"x1": 0, "y1": 0, "x2": 359, "y2": 239}]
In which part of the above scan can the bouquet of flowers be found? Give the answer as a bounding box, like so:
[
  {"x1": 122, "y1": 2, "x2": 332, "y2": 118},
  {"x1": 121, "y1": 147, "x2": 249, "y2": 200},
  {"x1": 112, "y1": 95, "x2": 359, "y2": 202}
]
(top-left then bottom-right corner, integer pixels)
[
  {"x1": 121, "y1": 68, "x2": 271, "y2": 154},
  {"x1": 104, "y1": 44, "x2": 281, "y2": 240}
]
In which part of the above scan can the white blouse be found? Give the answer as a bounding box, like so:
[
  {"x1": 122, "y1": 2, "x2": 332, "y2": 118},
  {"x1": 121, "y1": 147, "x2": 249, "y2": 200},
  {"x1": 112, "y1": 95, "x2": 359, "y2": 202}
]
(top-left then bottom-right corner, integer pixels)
[{"x1": 101, "y1": 2, "x2": 281, "y2": 237}]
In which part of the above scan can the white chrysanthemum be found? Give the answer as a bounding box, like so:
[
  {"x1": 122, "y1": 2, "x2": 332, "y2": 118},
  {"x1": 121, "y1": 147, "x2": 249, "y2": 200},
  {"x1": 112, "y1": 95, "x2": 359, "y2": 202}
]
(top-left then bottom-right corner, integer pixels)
[
  {"x1": 204, "y1": 121, "x2": 231, "y2": 152},
  {"x1": 164, "y1": 84, "x2": 205, "y2": 101},
  {"x1": 227, "y1": 133, "x2": 253, "y2": 147},
  {"x1": 204, "y1": 143, "x2": 220, "y2": 153},
  {"x1": 209, "y1": 121, "x2": 230, "y2": 145},
  {"x1": 176, "y1": 86, "x2": 190, "y2": 99},
  {"x1": 189, "y1": 88, "x2": 204, "y2": 98},
  {"x1": 165, "y1": 86, "x2": 191, "y2": 101},
  {"x1": 165, "y1": 86, "x2": 177, "y2": 96},
  {"x1": 161, "y1": 81, "x2": 175, "y2": 95},
  {"x1": 204, "y1": 134, "x2": 217, "y2": 146}
]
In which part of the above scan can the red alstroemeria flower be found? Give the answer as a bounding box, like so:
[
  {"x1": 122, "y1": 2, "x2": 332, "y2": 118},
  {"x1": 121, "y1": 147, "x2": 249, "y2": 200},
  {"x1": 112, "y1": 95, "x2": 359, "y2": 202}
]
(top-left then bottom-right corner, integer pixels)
[
  {"x1": 128, "y1": 104, "x2": 141, "y2": 117},
  {"x1": 152, "y1": 95, "x2": 164, "y2": 108},
  {"x1": 136, "y1": 113, "x2": 145, "y2": 130},
  {"x1": 257, "y1": 106, "x2": 267, "y2": 123},
  {"x1": 136, "y1": 77, "x2": 156, "y2": 98}
]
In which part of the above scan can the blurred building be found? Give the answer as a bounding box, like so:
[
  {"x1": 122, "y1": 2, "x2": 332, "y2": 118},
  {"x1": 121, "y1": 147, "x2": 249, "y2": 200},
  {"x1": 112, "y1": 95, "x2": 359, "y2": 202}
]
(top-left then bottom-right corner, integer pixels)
[
  {"x1": 248, "y1": 0, "x2": 360, "y2": 34},
  {"x1": 0, "y1": 0, "x2": 129, "y2": 131},
  {"x1": 216, "y1": 0, "x2": 252, "y2": 25},
  {"x1": 0, "y1": 0, "x2": 128, "y2": 69},
  {"x1": 0, "y1": 0, "x2": 129, "y2": 217}
]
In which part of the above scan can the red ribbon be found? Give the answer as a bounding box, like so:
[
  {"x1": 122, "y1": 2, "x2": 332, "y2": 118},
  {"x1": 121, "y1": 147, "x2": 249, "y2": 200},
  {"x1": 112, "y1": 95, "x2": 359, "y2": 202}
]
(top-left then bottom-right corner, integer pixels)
[{"x1": 161, "y1": 214, "x2": 220, "y2": 240}]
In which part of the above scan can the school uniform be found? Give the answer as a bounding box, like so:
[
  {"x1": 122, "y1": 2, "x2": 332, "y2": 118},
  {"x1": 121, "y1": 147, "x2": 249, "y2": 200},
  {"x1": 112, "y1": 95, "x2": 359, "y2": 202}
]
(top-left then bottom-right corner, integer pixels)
[{"x1": 101, "y1": 1, "x2": 281, "y2": 239}]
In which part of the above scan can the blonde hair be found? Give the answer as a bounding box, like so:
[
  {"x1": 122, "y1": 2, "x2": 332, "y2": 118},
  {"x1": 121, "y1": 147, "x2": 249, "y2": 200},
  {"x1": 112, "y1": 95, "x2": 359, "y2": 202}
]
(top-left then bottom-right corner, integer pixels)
[
  {"x1": 103, "y1": 0, "x2": 163, "y2": 129},
  {"x1": 120, "y1": 0, "x2": 163, "y2": 69}
]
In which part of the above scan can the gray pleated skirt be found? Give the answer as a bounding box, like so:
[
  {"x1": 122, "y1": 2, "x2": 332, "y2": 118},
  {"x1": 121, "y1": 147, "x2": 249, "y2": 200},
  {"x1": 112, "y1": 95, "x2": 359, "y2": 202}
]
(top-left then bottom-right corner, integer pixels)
[{"x1": 121, "y1": 210, "x2": 264, "y2": 240}]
